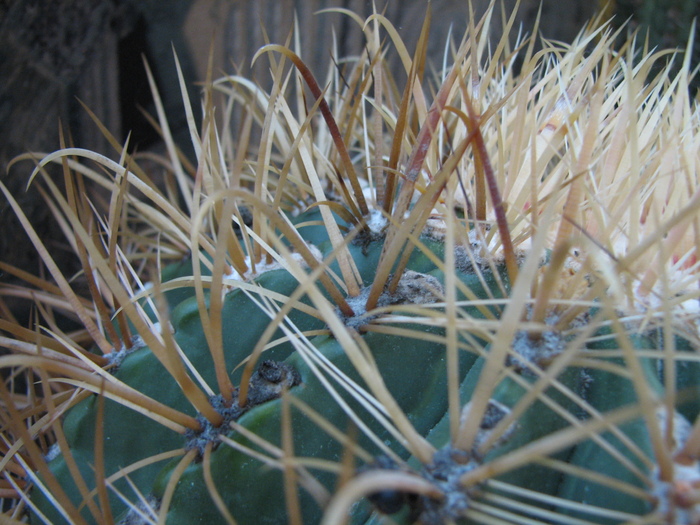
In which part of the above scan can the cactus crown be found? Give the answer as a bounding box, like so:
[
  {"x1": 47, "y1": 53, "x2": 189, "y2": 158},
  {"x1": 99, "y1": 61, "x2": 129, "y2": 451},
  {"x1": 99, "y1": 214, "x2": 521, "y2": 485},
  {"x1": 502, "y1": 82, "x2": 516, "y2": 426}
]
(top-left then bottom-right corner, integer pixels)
[{"x1": 1, "y1": 3, "x2": 700, "y2": 525}]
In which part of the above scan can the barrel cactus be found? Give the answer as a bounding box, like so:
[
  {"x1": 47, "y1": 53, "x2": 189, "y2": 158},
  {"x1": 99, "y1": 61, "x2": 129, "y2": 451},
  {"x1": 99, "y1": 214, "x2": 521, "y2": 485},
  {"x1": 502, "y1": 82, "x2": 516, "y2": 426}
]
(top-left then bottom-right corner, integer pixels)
[{"x1": 1, "y1": 5, "x2": 699, "y2": 525}]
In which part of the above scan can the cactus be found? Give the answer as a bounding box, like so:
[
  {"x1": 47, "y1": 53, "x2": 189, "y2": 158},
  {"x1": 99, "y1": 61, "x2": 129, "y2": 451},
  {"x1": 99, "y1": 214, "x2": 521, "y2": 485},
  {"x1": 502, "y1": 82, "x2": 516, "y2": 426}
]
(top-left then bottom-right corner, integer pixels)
[{"x1": 1, "y1": 4, "x2": 699, "y2": 525}]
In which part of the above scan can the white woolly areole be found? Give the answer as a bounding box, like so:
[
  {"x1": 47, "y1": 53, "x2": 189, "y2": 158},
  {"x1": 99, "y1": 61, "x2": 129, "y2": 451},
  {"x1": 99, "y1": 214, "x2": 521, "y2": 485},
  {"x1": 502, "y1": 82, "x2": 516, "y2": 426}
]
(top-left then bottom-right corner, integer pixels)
[
  {"x1": 650, "y1": 407, "x2": 700, "y2": 524},
  {"x1": 340, "y1": 270, "x2": 444, "y2": 329},
  {"x1": 366, "y1": 208, "x2": 388, "y2": 235},
  {"x1": 224, "y1": 244, "x2": 323, "y2": 282}
]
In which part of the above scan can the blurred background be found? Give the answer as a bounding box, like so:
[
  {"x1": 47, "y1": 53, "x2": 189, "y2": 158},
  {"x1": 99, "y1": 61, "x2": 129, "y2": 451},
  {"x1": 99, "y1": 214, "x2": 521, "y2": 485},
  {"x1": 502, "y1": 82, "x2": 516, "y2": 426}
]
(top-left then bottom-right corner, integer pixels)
[{"x1": 1, "y1": 0, "x2": 698, "y2": 313}]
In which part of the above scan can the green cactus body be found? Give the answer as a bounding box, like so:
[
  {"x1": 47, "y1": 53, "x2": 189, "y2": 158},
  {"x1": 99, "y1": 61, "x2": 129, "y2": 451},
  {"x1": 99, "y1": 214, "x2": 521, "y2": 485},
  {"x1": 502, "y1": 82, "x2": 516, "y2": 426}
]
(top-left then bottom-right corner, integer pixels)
[
  {"x1": 554, "y1": 333, "x2": 665, "y2": 522},
  {"x1": 31, "y1": 223, "x2": 683, "y2": 524},
  {"x1": 556, "y1": 364, "x2": 658, "y2": 522},
  {"x1": 399, "y1": 353, "x2": 588, "y2": 516},
  {"x1": 155, "y1": 330, "x2": 472, "y2": 524},
  {"x1": 31, "y1": 268, "x2": 324, "y2": 523},
  {"x1": 658, "y1": 334, "x2": 700, "y2": 424},
  {"x1": 31, "y1": 212, "x2": 501, "y2": 524},
  {"x1": 31, "y1": 347, "x2": 187, "y2": 524},
  {"x1": 478, "y1": 368, "x2": 584, "y2": 499}
]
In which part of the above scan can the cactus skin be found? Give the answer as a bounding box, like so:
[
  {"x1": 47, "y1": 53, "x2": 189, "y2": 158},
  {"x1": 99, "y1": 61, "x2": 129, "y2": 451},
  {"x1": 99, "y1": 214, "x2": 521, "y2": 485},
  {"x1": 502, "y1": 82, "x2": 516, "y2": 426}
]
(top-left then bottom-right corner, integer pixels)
[
  {"x1": 34, "y1": 205, "x2": 696, "y2": 524},
  {"x1": 31, "y1": 269, "x2": 322, "y2": 524},
  {"x1": 31, "y1": 212, "x2": 497, "y2": 524},
  {"x1": 155, "y1": 331, "x2": 466, "y2": 524},
  {"x1": 556, "y1": 368, "x2": 656, "y2": 523}
]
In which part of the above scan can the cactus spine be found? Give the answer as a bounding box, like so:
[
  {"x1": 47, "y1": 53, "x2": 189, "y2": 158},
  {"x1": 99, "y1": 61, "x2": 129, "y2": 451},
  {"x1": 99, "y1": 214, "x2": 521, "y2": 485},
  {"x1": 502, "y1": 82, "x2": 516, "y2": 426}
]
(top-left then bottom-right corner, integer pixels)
[{"x1": 1, "y1": 5, "x2": 699, "y2": 525}]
